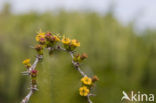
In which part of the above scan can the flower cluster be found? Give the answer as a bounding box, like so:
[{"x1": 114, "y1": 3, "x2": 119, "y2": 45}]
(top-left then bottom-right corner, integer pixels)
[
  {"x1": 62, "y1": 36, "x2": 80, "y2": 51},
  {"x1": 79, "y1": 76, "x2": 99, "y2": 96},
  {"x1": 22, "y1": 59, "x2": 31, "y2": 69},
  {"x1": 34, "y1": 31, "x2": 81, "y2": 56},
  {"x1": 35, "y1": 31, "x2": 60, "y2": 55},
  {"x1": 35, "y1": 31, "x2": 81, "y2": 54}
]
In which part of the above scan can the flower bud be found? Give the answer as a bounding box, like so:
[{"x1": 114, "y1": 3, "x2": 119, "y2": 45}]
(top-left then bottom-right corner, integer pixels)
[
  {"x1": 35, "y1": 45, "x2": 44, "y2": 55},
  {"x1": 35, "y1": 44, "x2": 43, "y2": 51},
  {"x1": 22, "y1": 59, "x2": 31, "y2": 69},
  {"x1": 31, "y1": 70, "x2": 38, "y2": 78},
  {"x1": 80, "y1": 53, "x2": 88, "y2": 60},
  {"x1": 45, "y1": 32, "x2": 52, "y2": 40},
  {"x1": 92, "y1": 75, "x2": 99, "y2": 83},
  {"x1": 39, "y1": 37, "x2": 46, "y2": 45},
  {"x1": 73, "y1": 54, "x2": 81, "y2": 62},
  {"x1": 49, "y1": 36, "x2": 56, "y2": 43},
  {"x1": 73, "y1": 53, "x2": 88, "y2": 62},
  {"x1": 26, "y1": 64, "x2": 31, "y2": 69}
]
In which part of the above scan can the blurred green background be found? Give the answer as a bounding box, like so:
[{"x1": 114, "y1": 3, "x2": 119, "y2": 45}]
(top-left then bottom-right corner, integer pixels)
[{"x1": 0, "y1": 3, "x2": 156, "y2": 103}]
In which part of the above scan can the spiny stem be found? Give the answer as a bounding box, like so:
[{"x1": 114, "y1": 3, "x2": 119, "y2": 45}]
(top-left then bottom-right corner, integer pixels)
[
  {"x1": 56, "y1": 46, "x2": 93, "y2": 103},
  {"x1": 21, "y1": 55, "x2": 42, "y2": 103},
  {"x1": 21, "y1": 45, "x2": 95, "y2": 103},
  {"x1": 87, "y1": 95, "x2": 93, "y2": 103},
  {"x1": 69, "y1": 52, "x2": 86, "y2": 77}
]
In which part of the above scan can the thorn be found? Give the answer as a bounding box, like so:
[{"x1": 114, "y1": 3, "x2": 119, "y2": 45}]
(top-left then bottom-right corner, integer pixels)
[
  {"x1": 21, "y1": 71, "x2": 29, "y2": 75},
  {"x1": 29, "y1": 46, "x2": 35, "y2": 49},
  {"x1": 33, "y1": 88, "x2": 39, "y2": 91}
]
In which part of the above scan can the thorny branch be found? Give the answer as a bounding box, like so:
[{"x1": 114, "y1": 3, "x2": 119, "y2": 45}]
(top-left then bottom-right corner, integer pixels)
[
  {"x1": 21, "y1": 45, "x2": 96, "y2": 103},
  {"x1": 54, "y1": 46, "x2": 86, "y2": 76},
  {"x1": 56, "y1": 46, "x2": 94, "y2": 103},
  {"x1": 69, "y1": 51, "x2": 94, "y2": 103},
  {"x1": 21, "y1": 55, "x2": 42, "y2": 103},
  {"x1": 69, "y1": 51, "x2": 86, "y2": 77}
]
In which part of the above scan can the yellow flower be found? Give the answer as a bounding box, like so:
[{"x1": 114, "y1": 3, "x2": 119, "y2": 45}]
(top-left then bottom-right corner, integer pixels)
[
  {"x1": 79, "y1": 86, "x2": 90, "y2": 96},
  {"x1": 71, "y1": 39, "x2": 80, "y2": 47},
  {"x1": 36, "y1": 32, "x2": 45, "y2": 41},
  {"x1": 81, "y1": 76, "x2": 92, "y2": 85},
  {"x1": 22, "y1": 59, "x2": 30, "y2": 65},
  {"x1": 62, "y1": 37, "x2": 71, "y2": 44},
  {"x1": 54, "y1": 35, "x2": 60, "y2": 42}
]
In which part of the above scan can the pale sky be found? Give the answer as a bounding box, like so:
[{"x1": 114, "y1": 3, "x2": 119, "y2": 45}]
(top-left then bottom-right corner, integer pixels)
[{"x1": 0, "y1": 0, "x2": 156, "y2": 30}]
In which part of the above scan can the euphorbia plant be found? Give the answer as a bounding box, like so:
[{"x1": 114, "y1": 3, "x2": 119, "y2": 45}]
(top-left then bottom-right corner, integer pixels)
[{"x1": 21, "y1": 30, "x2": 99, "y2": 103}]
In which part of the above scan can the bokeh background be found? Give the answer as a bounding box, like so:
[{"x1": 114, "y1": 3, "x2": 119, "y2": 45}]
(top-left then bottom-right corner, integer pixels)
[{"x1": 0, "y1": 0, "x2": 156, "y2": 103}]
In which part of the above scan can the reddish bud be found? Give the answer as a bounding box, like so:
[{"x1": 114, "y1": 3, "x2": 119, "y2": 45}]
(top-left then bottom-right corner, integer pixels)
[
  {"x1": 49, "y1": 36, "x2": 56, "y2": 43},
  {"x1": 45, "y1": 32, "x2": 52, "y2": 40},
  {"x1": 92, "y1": 75, "x2": 99, "y2": 83},
  {"x1": 80, "y1": 53, "x2": 88, "y2": 60},
  {"x1": 35, "y1": 44, "x2": 43, "y2": 51},
  {"x1": 31, "y1": 70, "x2": 38, "y2": 77},
  {"x1": 39, "y1": 37, "x2": 46, "y2": 44},
  {"x1": 31, "y1": 70, "x2": 37, "y2": 74}
]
